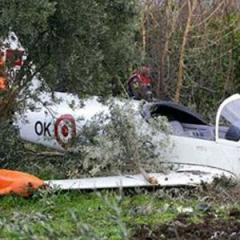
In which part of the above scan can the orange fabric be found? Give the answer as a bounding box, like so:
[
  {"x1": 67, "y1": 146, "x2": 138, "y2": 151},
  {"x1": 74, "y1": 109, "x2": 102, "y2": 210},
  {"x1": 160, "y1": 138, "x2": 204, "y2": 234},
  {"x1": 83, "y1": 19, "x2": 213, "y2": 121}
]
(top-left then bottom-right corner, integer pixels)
[
  {"x1": 0, "y1": 169, "x2": 44, "y2": 196},
  {"x1": 0, "y1": 76, "x2": 7, "y2": 90}
]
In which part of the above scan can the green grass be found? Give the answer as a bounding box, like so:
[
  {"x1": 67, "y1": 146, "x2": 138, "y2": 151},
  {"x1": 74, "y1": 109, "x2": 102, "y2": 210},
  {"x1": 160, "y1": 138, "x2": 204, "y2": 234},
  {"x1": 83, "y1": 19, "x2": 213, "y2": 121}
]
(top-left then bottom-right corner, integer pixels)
[{"x1": 0, "y1": 188, "x2": 236, "y2": 240}]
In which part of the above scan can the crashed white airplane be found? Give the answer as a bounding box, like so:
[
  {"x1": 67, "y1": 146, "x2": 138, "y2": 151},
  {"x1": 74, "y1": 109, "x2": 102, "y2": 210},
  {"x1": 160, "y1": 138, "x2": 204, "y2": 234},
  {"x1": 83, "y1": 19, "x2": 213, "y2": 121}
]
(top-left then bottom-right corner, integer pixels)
[
  {"x1": 1, "y1": 33, "x2": 240, "y2": 192},
  {"x1": 16, "y1": 92, "x2": 240, "y2": 189}
]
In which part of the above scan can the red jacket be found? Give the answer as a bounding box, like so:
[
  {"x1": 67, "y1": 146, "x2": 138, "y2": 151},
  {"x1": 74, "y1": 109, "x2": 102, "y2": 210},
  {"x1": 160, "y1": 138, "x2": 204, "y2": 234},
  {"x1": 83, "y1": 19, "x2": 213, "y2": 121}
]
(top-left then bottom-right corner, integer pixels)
[{"x1": 128, "y1": 72, "x2": 151, "y2": 86}]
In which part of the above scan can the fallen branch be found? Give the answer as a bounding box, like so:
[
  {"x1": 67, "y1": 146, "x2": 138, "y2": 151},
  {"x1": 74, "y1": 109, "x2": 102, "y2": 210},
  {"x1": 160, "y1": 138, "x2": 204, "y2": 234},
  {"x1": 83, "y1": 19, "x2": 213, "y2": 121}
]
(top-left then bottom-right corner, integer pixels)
[{"x1": 139, "y1": 167, "x2": 159, "y2": 185}]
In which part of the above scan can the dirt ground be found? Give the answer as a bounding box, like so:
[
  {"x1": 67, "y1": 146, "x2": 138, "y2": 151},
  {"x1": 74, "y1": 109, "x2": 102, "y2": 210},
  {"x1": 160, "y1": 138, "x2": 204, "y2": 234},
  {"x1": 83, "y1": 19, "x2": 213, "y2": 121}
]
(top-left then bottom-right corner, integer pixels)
[
  {"x1": 132, "y1": 179, "x2": 240, "y2": 240},
  {"x1": 132, "y1": 212, "x2": 240, "y2": 240}
]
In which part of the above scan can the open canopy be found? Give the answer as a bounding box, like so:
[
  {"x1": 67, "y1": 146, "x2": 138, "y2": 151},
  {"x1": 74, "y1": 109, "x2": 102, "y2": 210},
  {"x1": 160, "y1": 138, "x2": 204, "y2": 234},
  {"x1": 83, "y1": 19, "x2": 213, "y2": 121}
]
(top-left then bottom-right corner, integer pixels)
[{"x1": 216, "y1": 94, "x2": 240, "y2": 142}]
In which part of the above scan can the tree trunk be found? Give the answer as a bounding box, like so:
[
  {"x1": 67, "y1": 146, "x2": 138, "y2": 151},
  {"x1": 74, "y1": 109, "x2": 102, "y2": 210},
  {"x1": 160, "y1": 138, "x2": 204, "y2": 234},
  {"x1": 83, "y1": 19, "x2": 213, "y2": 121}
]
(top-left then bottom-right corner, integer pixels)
[{"x1": 175, "y1": 0, "x2": 197, "y2": 103}]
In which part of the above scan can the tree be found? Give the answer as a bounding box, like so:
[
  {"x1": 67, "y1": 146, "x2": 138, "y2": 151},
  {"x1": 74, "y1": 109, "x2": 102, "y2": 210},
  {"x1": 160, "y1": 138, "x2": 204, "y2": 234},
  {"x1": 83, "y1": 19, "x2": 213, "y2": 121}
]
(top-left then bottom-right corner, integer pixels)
[
  {"x1": 139, "y1": 0, "x2": 240, "y2": 120},
  {"x1": 0, "y1": 0, "x2": 138, "y2": 122},
  {"x1": 0, "y1": 0, "x2": 139, "y2": 168}
]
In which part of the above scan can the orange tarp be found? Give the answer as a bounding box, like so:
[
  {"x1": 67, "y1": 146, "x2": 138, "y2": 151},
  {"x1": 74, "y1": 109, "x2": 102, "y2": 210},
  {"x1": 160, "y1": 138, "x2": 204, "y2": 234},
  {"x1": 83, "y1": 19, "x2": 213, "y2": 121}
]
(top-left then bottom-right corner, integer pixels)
[{"x1": 0, "y1": 169, "x2": 44, "y2": 196}]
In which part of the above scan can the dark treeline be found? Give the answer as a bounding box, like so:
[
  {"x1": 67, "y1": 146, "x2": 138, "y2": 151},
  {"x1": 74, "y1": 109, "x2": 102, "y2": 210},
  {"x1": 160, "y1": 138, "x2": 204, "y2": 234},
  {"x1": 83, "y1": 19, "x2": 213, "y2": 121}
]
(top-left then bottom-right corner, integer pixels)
[
  {"x1": 141, "y1": 0, "x2": 240, "y2": 120},
  {"x1": 0, "y1": 0, "x2": 239, "y2": 177},
  {"x1": 0, "y1": 0, "x2": 138, "y2": 121},
  {"x1": 1, "y1": 0, "x2": 240, "y2": 121}
]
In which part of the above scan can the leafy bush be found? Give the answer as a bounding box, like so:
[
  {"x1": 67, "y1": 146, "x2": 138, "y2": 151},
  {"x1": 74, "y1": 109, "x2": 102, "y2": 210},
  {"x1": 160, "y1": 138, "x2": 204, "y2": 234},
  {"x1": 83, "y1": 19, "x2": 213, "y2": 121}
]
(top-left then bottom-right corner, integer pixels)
[
  {"x1": 66, "y1": 99, "x2": 172, "y2": 178},
  {"x1": 0, "y1": 99, "x2": 172, "y2": 180},
  {"x1": 0, "y1": 121, "x2": 26, "y2": 169}
]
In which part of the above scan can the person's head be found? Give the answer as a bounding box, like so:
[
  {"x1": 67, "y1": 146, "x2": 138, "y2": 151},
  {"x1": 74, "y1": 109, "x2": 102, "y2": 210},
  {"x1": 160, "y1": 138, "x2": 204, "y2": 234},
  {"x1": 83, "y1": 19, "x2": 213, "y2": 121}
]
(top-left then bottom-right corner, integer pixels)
[{"x1": 140, "y1": 65, "x2": 150, "y2": 76}]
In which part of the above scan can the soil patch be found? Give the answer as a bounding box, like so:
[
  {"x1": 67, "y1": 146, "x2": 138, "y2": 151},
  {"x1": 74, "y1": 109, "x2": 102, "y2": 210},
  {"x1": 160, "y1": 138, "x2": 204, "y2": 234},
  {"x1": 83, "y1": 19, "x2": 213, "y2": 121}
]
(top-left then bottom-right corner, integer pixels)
[{"x1": 132, "y1": 213, "x2": 240, "y2": 240}]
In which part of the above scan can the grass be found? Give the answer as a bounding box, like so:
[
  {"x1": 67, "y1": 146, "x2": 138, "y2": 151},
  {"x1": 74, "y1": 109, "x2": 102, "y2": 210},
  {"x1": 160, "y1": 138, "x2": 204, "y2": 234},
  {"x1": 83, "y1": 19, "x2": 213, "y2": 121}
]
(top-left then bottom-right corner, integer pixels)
[{"x1": 0, "y1": 186, "x2": 238, "y2": 240}]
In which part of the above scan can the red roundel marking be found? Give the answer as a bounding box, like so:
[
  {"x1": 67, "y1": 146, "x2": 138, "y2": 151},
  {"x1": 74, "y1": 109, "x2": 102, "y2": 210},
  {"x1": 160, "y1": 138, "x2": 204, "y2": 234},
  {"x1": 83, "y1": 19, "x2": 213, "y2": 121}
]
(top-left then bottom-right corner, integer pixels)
[
  {"x1": 61, "y1": 125, "x2": 69, "y2": 137},
  {"x1": 54, "y1": 114, "x2": 76, "y2": 148}
]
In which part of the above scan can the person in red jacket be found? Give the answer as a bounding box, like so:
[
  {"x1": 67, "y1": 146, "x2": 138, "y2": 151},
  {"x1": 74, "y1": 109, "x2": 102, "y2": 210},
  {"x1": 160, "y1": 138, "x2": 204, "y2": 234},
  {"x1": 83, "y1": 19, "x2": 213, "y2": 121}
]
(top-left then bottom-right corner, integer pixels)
[
  {"x1": 127, "y1": 65, "x2": 153, "y2": 101},
  {"x1": 0, "y1": 52, "x2": 7, "y2": 90}
]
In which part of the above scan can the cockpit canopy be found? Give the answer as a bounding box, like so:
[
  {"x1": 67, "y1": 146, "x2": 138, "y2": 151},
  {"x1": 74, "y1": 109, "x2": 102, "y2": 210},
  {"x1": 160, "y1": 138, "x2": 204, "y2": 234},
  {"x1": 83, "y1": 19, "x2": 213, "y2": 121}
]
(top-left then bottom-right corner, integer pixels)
[
  {"x1": 144, "y1": 94, "x2": 240, "y2": 143},
  {"x1": 143, "y1": 101, "x2": 207, "y2": 125},
  {"x1": 216, "y1": 94, "x2": 240, "y2": 142}
]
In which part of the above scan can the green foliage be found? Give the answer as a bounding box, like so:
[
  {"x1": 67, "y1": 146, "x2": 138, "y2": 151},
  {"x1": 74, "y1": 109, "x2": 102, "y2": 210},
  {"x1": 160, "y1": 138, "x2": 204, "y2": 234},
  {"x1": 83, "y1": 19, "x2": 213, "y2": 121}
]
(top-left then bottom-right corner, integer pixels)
[
  {"x1": 0, "y1": 0, "x2": 140, "y2": 171},
  {"x1": 65, "y1": 100, "x2": 171, "y2": 178},
  {"x1": 0, "y1": 100, "x2": 171, "y2": 180},
  {"x1": 0, "y1": 0, "x2": 138, "y2": 97},
  {"x1": 141, "y1": 1, "x2": 240, "y2": 121},
  {"x1": 0, "y1": 122, "x2": 26, "y2": 169},
  {"x1": 0, "y1": 184, "x2": 239, "y2": 239},
  {"x1": 0, "y1": 0, "x2": 55, "y2": 38},
  {"x1": 179, "y1": 11, "x2": 240, "y2": 120}
]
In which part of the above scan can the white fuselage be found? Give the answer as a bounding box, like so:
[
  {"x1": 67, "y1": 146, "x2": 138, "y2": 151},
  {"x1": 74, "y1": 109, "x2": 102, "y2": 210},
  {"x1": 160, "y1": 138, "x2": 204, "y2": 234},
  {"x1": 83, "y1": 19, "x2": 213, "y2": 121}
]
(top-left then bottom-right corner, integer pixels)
[
  {"x1": 3, "y1": 32, "x2": 239, "y2": 185},
  {"x1": 170, "y1": 136, "x2": 239, "y2": 177},
  {"x1": 15, "y1": 91, "x2": 240, "y2": 179}
]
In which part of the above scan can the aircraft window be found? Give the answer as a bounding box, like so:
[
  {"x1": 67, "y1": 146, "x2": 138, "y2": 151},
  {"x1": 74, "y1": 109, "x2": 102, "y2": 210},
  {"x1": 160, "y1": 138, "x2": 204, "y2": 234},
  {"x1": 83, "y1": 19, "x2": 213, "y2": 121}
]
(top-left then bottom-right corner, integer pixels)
[
  {"x1": 218, "y1": 99, "x2": 240, "y2": 141},
  {"x1": 225, "y1": 125, "x2": 240, "y2": 141},
  {"x1": 169, "y1": 121, "x2": 184, "y2": 136}
]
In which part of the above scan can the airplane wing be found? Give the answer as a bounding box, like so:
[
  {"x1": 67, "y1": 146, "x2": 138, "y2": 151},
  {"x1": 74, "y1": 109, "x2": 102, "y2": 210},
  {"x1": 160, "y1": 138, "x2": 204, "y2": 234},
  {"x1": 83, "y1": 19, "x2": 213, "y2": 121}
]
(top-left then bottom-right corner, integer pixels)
[
  {"x1": 45, "y1": 166, "x2": 234, "y2": 190},
  {"x1": 0, "y1": 166, "x2": 234, "y2": 196}
]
